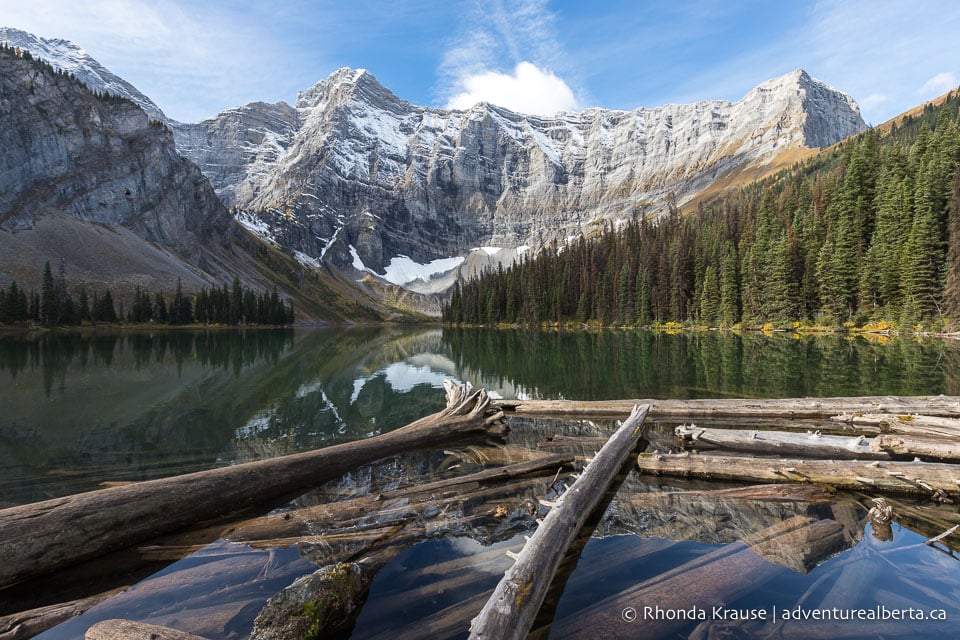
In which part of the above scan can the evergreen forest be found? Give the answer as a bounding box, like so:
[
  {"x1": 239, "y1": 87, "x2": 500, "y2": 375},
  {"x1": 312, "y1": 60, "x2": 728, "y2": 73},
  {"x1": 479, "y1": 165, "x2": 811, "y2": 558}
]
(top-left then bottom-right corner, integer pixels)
[
  {"x1": 0, "y1": 261, "x2": 294, "y2": 327},
  {"x1": 444, "y1": 91, "x2": 960, "y2": 331}
]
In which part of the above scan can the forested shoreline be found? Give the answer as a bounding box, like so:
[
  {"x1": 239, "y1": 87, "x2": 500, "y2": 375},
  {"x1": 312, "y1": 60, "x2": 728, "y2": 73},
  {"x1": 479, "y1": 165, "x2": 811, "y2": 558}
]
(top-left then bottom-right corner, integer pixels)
[
  {"x1": 0, "y1": 261, "x2": 294, "y2": 328},
  {"x1": 445, "y1": 91, "x2": 960, "y2": 332}
]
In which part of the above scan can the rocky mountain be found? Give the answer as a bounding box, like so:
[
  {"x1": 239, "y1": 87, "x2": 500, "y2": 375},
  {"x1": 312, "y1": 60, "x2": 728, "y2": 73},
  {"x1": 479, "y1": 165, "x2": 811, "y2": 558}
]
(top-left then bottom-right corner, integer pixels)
[
  {"x1": 0, "y1": 45, "x2": 240, "y2": 286},
  {"x1": 1, "y1": 27, "x2": 869, "y2": 310},
  {"x1": 0, "y1": 44, "x2": 407, "y2": 322},
  {"x1": 178, "y1": 67, "x2": 867, "y2": 292},
  {"x1": 0, "y1": 27, "x2": 165, "y2": 121}
]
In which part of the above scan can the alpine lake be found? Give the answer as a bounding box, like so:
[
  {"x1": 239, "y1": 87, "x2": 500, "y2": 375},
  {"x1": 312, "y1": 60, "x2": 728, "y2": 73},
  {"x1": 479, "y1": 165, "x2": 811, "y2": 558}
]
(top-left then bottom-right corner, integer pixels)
[{"x1": 2, "y1": 327, "x2": 959, "y2": 639}]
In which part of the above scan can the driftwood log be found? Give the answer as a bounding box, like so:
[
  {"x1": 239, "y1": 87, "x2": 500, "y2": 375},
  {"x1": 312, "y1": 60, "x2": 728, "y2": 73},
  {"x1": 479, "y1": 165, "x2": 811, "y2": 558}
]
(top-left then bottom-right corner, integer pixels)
[
  {"x1": 469, "y1": 404, "x2": 650, "y2": 640},
  {"x1": 500, "y1": 396, "x2": 960, "y2": 419},
  {"x1": 832, "y1": 413, "x2": 960, "y2": 438},
  {"x1": 871, "y1": 434, "x2": 960, "y2": 462},
  {"x1": 100, "y1": 456, "x2": 572, "y2": 640},
  {"x1": 0, "y1": 382, "x2": 505, "y2": 589},
  {"x1": 222, "y1": 453, "x2": 573, "y2": 545},
  {"x1": 676, "y1": 425, "x2": 890, "y2": 460},
  {"x1": 0, "y1": 588, "x2": 126, "y2": 640},
  {"x1": 637, "y1": 453, "x2": 960, "y2": 497}
]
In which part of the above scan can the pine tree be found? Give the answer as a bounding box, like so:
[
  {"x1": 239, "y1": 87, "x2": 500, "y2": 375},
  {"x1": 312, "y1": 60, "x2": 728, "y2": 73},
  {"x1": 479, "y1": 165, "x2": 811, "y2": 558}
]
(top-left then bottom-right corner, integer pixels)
[
  {"x1": 943, "y1": 172, "x2": 960, "y2": 320},
  {"x1": 40, "y1": 261, "x2": 56, "y2": 325},
  {"x1": 78, "y1": 287, "x2": 90, "y2": 322},
  {"x1": 719, "y1": 243, "x2": 740, "y2": 326},
  {"x1": 699, "y1": 264, "x2": 720, "y2": 326}
]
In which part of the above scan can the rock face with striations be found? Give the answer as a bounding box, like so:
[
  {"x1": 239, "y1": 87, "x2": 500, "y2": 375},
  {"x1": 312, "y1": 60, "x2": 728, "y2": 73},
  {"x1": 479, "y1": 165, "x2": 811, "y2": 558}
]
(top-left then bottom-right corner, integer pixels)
[
  {"x1": 0, "y1": 46, "x2": 236, "y2": 285},
  {"x1": 170, "y1": 102, "x2": 300, "y2": 208},
  {"x1": 177, "y1": 67, "x2": 867, "y2": 287},
  {"x1": 1, "y1": 27, "x2": 868, "y2": 296}
]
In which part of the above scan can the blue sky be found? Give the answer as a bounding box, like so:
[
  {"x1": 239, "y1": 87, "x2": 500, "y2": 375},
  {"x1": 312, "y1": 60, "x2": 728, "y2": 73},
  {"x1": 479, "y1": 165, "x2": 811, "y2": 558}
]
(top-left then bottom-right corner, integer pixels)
[{"x1": 3, "y1": 0, "x2": 959, "y2": 125}]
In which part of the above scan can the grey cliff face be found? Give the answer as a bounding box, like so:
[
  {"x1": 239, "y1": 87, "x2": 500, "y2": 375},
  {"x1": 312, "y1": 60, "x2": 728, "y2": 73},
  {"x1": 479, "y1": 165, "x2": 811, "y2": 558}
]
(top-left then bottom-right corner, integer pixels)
[
  {"x1": 178, "y1": 67, "x2": 868, "y2": 286},
  {"x1": 0, "y1": 51, "x2": 233, "y2": 258},
  {"x1": 0, "y1": 27, "x2": 166, "y2": 121},
  {"x1": 171, "y1": 102, "x2": 300, "y2": 207}
]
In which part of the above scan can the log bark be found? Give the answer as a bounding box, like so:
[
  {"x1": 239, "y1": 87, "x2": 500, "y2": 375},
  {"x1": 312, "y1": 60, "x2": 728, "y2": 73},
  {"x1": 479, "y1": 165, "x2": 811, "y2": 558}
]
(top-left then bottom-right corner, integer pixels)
[
  {"x1": 832, "y1": 413, "x2": 960, "y2": 439},
  {"x1": 676, "y1": 425, "x2": 890, "y2": 460},
  {"x1": 0, "y1": 588, "x2": 126, "y2": 640},
  {"x1": 85, "y1": 619, "x2": 209, "y2": 640},
  {"x1": 636, "y1": 453, "x2": 960, "y2": 497},
  {"x1": 222, "y1": 453, "x2": 573, "y2": 544},
  {"x1": 500, "y1": 395, "x2": 960, "y2": 419},
  {"x1": 468, "y1": 404, "x2": 650, "y2": 640},
  {"x1": 0, "y1": 382, "x2": 505, "y2": 589},
  {"x1": 871, "y1": 434, "x2": 960, "y2": 462}
]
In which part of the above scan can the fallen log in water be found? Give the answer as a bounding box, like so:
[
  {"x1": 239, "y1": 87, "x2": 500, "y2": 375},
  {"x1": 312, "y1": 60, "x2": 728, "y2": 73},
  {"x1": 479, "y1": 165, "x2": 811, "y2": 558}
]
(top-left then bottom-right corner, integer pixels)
[
  {"x1": 676, "y1": 425, "x2": 890, "y2": 460},
  {"x1": 636, "y1": 453, "x2": 960, "y2": 498},
  {"x1": 469, "y1": 404, "x2": 650, "y2": 640},
  {"x1": 221, "y1": 453, "x2": 573, "y2": 545},
  {"x1": 548, "y1": 516, "x2": 847, "y2": 639},
  {"x1": 0, "y1": 382, "x2": 505, "y2": 589},
  {"x1": 871, "y1": 434, "x2": 960, "y2": 462},
  {"x1": 831, "y1": 413, "x2": 960, "y2": 439},
  {"x1": 0, "y1": 587, "x2": 126, "y2": 640},
  {"x1": 501, "y1": 395, "x2": 960, "y2": 419},
  {"x1": 246, "y1": 456, "x2": 577, "y2": 638},
  {"x1": 117, "y1": 462, "x2": 571, "y2": 640}
]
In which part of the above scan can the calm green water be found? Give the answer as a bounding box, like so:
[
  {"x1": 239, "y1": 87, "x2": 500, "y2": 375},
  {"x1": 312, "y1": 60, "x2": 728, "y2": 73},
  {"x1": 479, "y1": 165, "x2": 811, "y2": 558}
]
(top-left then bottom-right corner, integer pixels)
[
  {"x1": 1, "y1": 327, "x2": 957, "y2": 506},
  {"x1": 6, "y1": 327, "x2": 960, "y2": 639}
]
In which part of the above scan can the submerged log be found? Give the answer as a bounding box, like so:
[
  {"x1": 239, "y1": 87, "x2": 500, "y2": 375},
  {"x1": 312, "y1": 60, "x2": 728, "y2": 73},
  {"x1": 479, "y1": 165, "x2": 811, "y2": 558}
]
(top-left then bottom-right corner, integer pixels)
[
  {"x1": 676, "y1": 425, "x2": 890, "y2": 460},
  {"x1": 0, "y1": 382, "x2": 505, "y2": 590},
  {"x1": 469, "y1": 404, "x2": 650, "y2": 640},
  {"x1": 871, "y1": 434, "x2": 960, "y2": 462},
  {"x1": 549, "y1": 516, "x2": 847, "y2": 639},
  {"x1": 0, "y1": 587, "x2": 126, "y2": 640},
  {"x1": 85, "y1": 619, "x2": 209, "y2": 640},
  {"x1": 501, "y1": 395, "x2": 960, "y2": 419},
  {"x1": 636, "y1": 453, "x2": 960, "y2": 497},
  {"x1": 223, "y1": 453, "x2": 573, "y2": 544}
]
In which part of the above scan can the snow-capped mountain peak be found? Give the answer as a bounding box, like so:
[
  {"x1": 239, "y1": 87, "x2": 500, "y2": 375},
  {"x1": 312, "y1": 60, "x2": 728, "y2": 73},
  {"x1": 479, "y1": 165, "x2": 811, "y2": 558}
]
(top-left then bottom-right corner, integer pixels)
[{"x1": 0, "y1": 27, "x2": 166, "y2": 121}]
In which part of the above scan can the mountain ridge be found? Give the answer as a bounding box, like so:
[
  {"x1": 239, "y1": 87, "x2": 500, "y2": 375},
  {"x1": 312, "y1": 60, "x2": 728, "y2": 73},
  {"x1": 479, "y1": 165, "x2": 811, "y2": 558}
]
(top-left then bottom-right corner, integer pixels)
[
  {"x1": 195, "y1": 64, "x2": 865, "y2": 290},
  {"x1": 0, "y1": 27, "x2": 870, "y2": 313}
]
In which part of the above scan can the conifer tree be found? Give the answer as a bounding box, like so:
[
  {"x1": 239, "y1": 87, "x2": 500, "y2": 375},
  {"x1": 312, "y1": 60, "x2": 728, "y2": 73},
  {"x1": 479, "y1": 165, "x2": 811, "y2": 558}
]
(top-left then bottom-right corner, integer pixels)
[{"x1": 40, "y1": 261, "x2": 56, "y2": 325}]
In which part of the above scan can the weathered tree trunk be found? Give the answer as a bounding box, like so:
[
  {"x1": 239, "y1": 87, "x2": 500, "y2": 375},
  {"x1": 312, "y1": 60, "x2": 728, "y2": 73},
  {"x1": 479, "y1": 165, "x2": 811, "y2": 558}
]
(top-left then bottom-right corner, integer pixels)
[
  {"x1": 676, "y1": 425, "x2": 890, "y2": 460},
  {"x1": 0, "y1": 382, "x2": 504, "y2": 589},
  {"x1": 85, "y1": 619, "x2": 209, "y2": 640},
  {"x1": 832, "y1": 413, "x2": 960, "y2": 438},
  {"x1": 0, "y1": 588, "x2": 126, "y2": 640},
  {"x1": 871, "y1": 433, "x2": 960, "y2": 462},
  {"x1": 500, "y1": 396, "x2": 960, "y2": 419},
  {"x1": 636, "y1": 453, "x2": 960, "y2": 497},
  {"x1": 222, "y1": 453, "x2": 573, "y2": 544},
  {"x1": 548, "y1": 516, "x2": 846, "y2": 639},
  {"x1": 468, "y1": 404, "x2": 650, "y2": 640}
]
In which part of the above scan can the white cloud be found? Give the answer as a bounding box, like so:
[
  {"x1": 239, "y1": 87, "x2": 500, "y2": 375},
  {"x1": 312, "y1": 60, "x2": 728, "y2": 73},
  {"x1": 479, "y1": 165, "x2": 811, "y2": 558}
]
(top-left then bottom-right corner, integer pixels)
[
  {"x1": 438, "y1": 0, "x2": 583, "y2": 115},
  {"x1": 445, "y1": 62, "x2": 579, "y2": 115},
  {"x1": 917, "y1": 72, "x2": 959, "y2": 98},
  {"x1": 859, "y1": 93, "x2": 890, "y2": 111}
]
